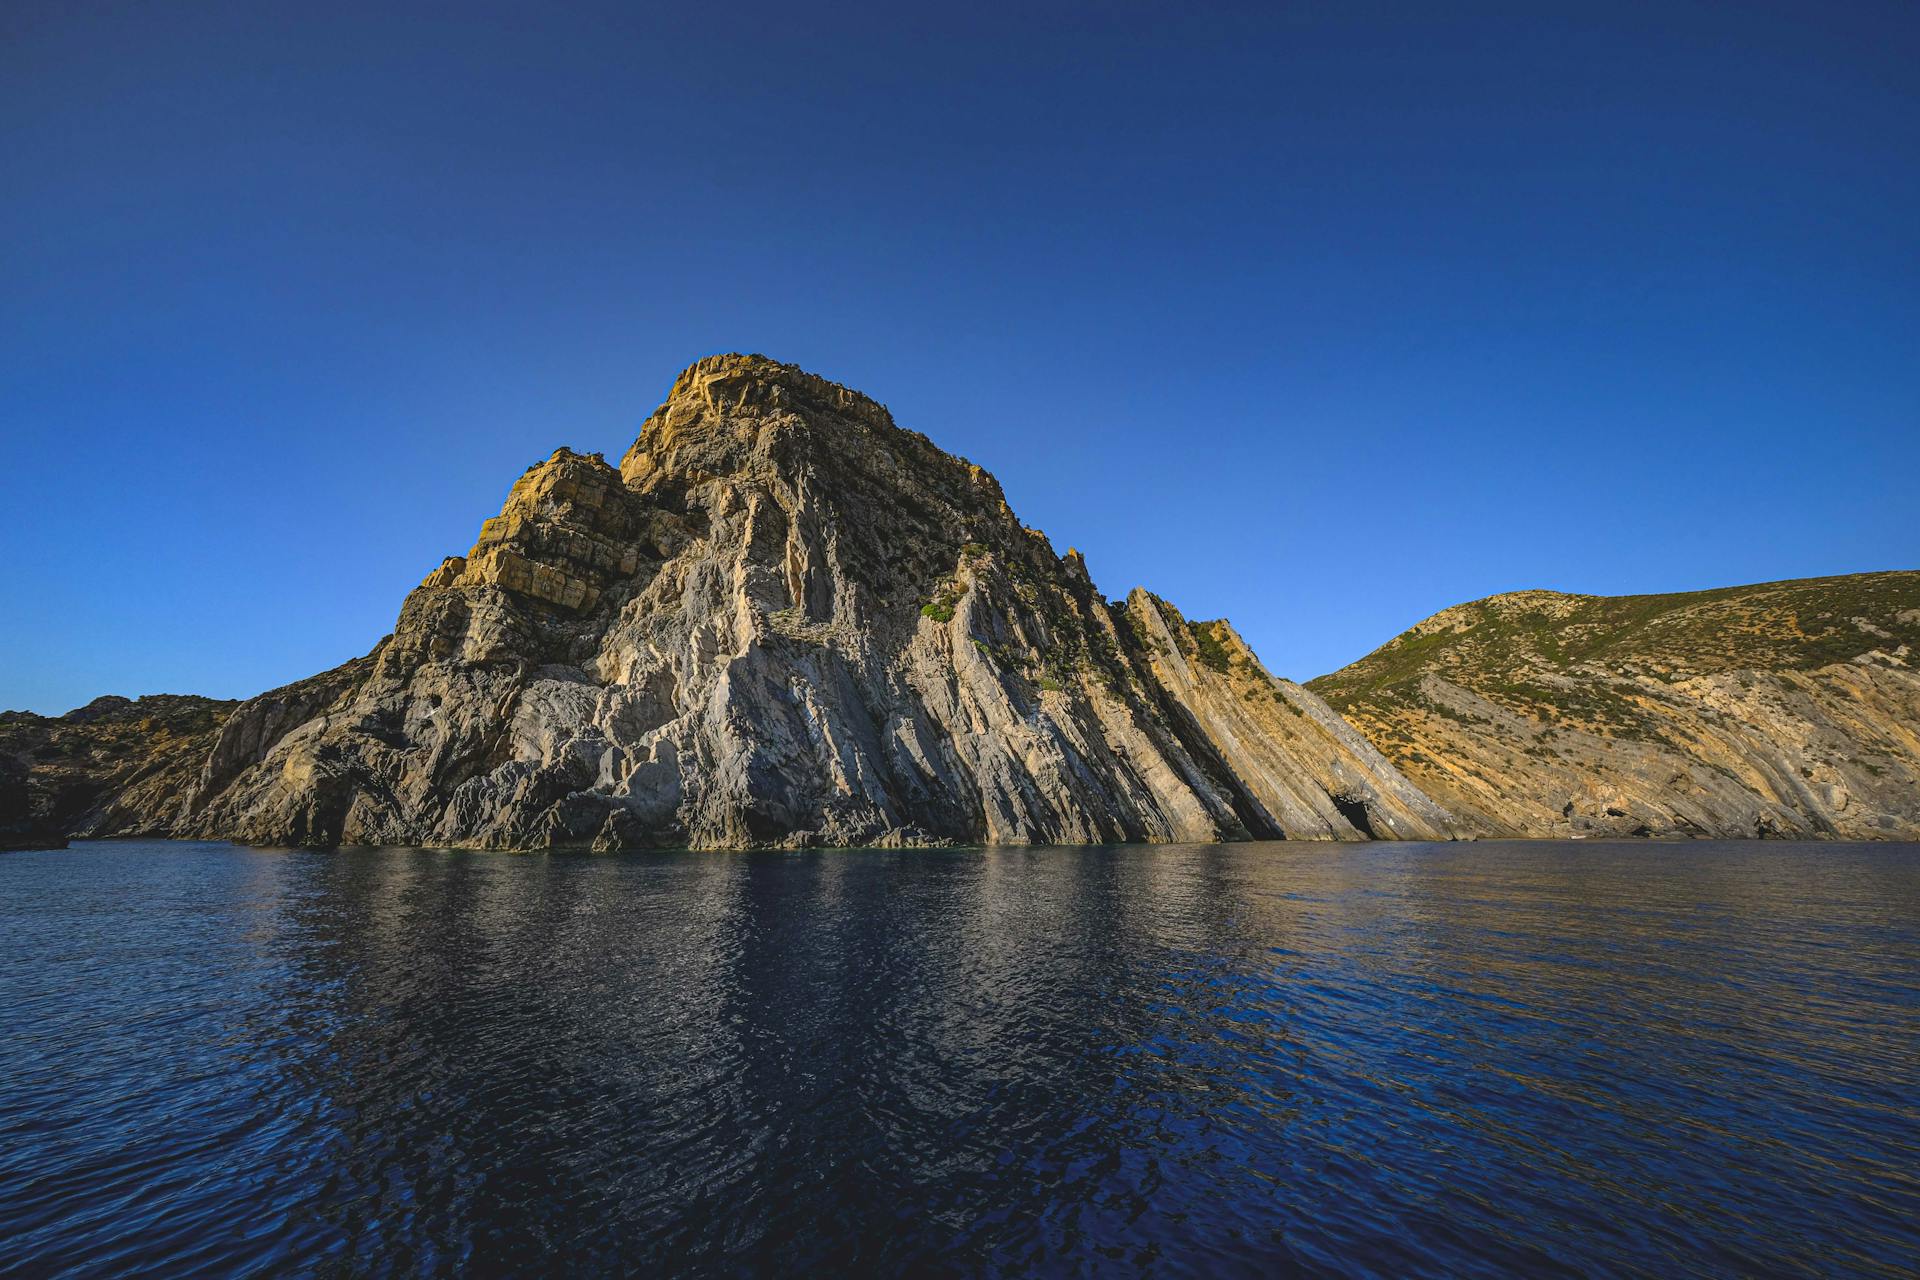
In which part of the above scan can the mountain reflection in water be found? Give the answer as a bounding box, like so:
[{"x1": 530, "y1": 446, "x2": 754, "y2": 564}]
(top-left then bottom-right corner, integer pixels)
[{"x1": 2, "y1": 840, "x2": 1917, "y2": 1277}]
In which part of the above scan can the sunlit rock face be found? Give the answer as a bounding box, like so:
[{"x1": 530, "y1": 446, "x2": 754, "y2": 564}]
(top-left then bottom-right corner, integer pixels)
[
  {"x1": 173, "y1": 354, "x2": 1453, "y2": 850},
  {"x1": 1120, "y1": 592, "x2": 1459, "y2": 842}
]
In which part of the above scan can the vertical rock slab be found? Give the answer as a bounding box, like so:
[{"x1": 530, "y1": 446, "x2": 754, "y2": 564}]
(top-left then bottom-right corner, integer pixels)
[{"x1": 1120, "y1": 591, "x2": 1460, "y2": 841}]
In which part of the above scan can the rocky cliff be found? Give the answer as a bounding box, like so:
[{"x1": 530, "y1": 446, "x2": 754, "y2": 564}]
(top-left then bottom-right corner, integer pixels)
[
  {"x1": 0, "y1": 695, "x2": 236, "y2": 849},
  {"x1": 1308, "y1": 573, "x2": 1920, "y2": 839},
  {"x1": 146, "y1": 354, "x2": 1445, "y2": 850}
]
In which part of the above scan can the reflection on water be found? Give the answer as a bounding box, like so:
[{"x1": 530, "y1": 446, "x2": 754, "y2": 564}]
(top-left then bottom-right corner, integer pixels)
[{"x1": 3, "y1": 841, "x2": 1917, "y2": 1277}]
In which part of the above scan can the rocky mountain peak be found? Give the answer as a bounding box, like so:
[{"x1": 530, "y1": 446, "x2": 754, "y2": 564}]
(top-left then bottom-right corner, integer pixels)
[
  {"x1": 138, "y1": 355, "x2": 1457, "y2": 851},
  {"x1": 620, "y1": 353, "x2": 902, "y2": 485}
]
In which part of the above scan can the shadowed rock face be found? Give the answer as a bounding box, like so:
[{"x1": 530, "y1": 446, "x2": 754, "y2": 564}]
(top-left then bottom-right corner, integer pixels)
[
  {"x1": 0, "y1": 695, "x2": 237, "y2": 849},
  {"x1": 170, "y1": 354, "x2": 1444, "y2": 850},
  {"x1": 1309, "y1": 574, "x2": 1920, "y2": 840}
]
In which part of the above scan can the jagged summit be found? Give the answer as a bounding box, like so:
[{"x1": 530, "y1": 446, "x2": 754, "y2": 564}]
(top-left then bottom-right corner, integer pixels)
[
  {"x1": 653, "y1": 352, "x2": 897, "y2": 425},
  {"x1": 623, "y1": 354, "x2": 911, "y2": 478}
]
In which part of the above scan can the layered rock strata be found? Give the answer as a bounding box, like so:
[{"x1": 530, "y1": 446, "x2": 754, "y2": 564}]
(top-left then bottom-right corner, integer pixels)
[{"x1": 1122, "y1": 592, "x2": 1460, "y2": 841}]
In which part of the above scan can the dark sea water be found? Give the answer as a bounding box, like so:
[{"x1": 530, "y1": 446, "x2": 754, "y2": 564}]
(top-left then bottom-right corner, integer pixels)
[{"x1": 2, "y1": 841, "x2": 1918, "y2": 1278}]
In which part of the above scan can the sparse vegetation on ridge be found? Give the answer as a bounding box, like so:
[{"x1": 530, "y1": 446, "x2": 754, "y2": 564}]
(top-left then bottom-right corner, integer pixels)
[
  {"x1": 1306, "y1": 571, "x2": 1920, "y2": 840},
  {"x1": 1186, "y1": 621, "x2": 1233, "y2": 674}
]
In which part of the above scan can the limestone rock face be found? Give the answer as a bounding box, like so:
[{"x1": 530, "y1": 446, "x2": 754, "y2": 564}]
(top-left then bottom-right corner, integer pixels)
[
  {"x1": 454, "y1": 448, "x2": 642, "y2": 611},
  {"x1": 1308, "y1": 574, "x2": 1920, "y2": 839},
  {"x1": 174, "y1": 354, "x2": 1445, "y2": 850}
]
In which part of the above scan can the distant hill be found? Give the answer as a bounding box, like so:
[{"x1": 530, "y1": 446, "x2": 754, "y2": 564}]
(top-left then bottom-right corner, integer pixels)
[
  {"x1": 0, "y1": 695, "x2": 236, "y2": 850},
  {"x1": 1309, "y1": 573, "x2": 1920, "y2": 839}
]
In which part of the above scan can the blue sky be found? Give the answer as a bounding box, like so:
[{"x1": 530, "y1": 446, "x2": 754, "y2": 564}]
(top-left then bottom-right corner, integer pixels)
[{"x1": 3, "y1": 1, "x2": 1916, "y2": 714}]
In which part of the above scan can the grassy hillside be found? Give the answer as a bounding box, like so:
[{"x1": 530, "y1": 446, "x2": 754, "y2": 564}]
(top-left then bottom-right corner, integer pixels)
[
  {"x1": 1311, "y1": 571, "x2": 1920, "y2": 740},
  {"x1": 1307, "y1": 571, "x2": 1920, "y2": 839}
]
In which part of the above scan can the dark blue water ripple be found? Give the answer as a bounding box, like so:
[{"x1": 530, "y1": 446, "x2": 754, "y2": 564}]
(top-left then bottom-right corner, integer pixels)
[{"x1": 2, "y1": 841, "x2": 1917, "y2": 1277}]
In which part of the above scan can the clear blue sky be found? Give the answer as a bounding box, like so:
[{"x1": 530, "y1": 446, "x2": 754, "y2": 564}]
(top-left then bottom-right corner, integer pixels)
[{"x1": 3, "y1": 2, "x2": 1916, "y2": 714}]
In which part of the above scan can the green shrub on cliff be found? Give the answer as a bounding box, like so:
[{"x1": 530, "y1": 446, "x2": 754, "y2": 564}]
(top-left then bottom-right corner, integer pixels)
[
  {"x1": 1186, "y1": 621, "x2": 1232, "y2": 673},
  {"x1": 922, "y1": 582, "x2": 966, "y2": 623}
]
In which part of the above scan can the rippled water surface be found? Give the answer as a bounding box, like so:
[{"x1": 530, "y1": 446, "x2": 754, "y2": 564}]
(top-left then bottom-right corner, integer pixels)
[{"x1": 3, "y1": 841, "x2": 1918, "y2": 1278}]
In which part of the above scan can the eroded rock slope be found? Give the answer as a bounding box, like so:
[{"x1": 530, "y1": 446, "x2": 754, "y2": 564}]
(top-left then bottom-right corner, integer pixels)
[{"x1": 1309, "y1": 574, "x2": 1920, "y2": 839}]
